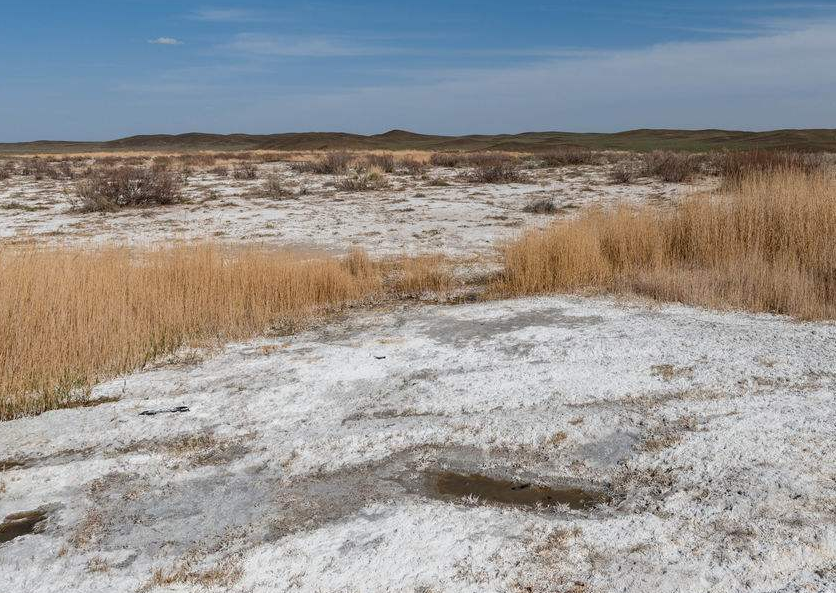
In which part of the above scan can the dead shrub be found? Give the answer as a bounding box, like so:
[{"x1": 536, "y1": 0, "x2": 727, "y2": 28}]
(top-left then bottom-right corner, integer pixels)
[
  {"x1": 608, "y1": 163, "x2": 636, "y2": 185},
  {"x1": 397, "y1": 157, "x2": 428, "y2": 175},
  {"x1": 363, "y1": 153, "x2": 396, "y2": 173},
  {"x1": 292, "y1": 151, "x2": 355, "y2": 175},
  {"x1": 21, "y1": 158, "x2": 60, "y2": 180},
  {"x1": 74, "y1": 165, "x2": 183, "y2": 211},
  {"x1": 337, "y1": 166, "x2": 389, "y2": 191},
  {"x1": 259, "y1": 174, "x2": 293, "y2": 199},
  {"x1": 523, "y1": 198, "x2": 558, "y2": 214},
  {"x1": 209, "y1": 165, "x2": 229, "y2": 177},
  {"x1": 540, "y1": 149, "x2": 598, "y2": 167},
  {"x1": 641, "y1": 151, "x2": 704, "y2": 182},
  {"x1": 468, "y1": 154, "x2": 524, "y2": 184},
  {"x1": 430, "y1": 152, "x2": 466, "y2": 168},
  {"x1": 232, "y1": 162, "x2": 258, "y2": 180}
]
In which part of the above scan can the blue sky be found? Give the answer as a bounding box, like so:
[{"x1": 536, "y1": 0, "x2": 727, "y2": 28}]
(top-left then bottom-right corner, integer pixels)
[{"x1": 2, "y1": 1, "x2": 836, "y2": 140}]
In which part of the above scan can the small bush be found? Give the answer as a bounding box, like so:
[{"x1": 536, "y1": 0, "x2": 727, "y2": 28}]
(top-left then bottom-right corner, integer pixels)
[
  {"x1": 74, "y1": 165, "x2": 182, "y2": 211},
  {"x1": 430, "y1": 152, "x2": 466, "y2": 168},
  {"x1": 714, "y1": 150, "x2": 821, "y2": 188},
  {"x1": 337, "y1": 167, "x2": 389, "y2": 191},
  {"x1": 232, "y1": 162, "x2": 258, "y2": 180},
  {"x1": 293, "y1": 151, "x2": 355, "y2": 175},
  {"x1": 469, "y1": 155, "x2": 524, "y2": 184},
  {"x1": 540, "y1": 149, "x2": 598, "y2": 167},
  {"x1": 260, "y1": 174, "x2": 293, "y2": 199},
  {"x1": 523, "y1": 198, "x2": 558, "y2": 214},
  {"x1": 364, "y1": 153, "x2": 395, "y2": 173},
  {"x1": 397, "y1": 157, "x2": 428, "y2": 176},
  {"x1": 21, "y1": 158, "x2": 60, "y2": 180},
  {"x1": 608, "y1": 163, "x2": 636, "y2": 185},
  {"x1": 640, "y1": 151, "x2": 703, "y2": 183},
  {"x1": 209, "y1": 165, "x2": 229, "y2": 177}
]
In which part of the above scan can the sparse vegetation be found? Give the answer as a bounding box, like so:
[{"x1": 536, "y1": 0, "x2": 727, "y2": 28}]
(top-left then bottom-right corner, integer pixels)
[
  {"x1": 714, "y1": 150, "x2": 822, "y2": 188},
  {"x1": 232, "y1": 162, "x2": 258, "y2": 180},
  {"x1": 259, "y1": 174, "x2": 293, "y2": 199},
  {"x1": 540, "y1": 149, "x2": 598, "y2": 167},
  {"x1": 468, "y1": 154, "x2": 524, "y2": 184},
  {"x1": 363, "y1": 153, "x2": 396, "y2": 173},
  {"x1": 640, "y1": 151, "x2": 704, "y2": 182},
  {"x1": 430, "y1": 152, "x2": 466, "y2": 168},
  {"x1": 74, "y1": 165, "x2": 182, "y2": 211},
  {"x1": 523, "y1": 198, "x2": 558, "y2": 214},
  {"x1": 337, "y1": 166, "x2": 390, "y2": 191},
  {"x1": 292, "y1": 151, "x2": 355, "y2": 175},
  {"x1": 494, "y1": 169, "x2": 836, "y2": 320},
  {"x1": 608, "y1": 162, "x2": 636, "y2": 184},
  {"x1": 397, "y1": 157, "x2": 428, "y2": 175}
]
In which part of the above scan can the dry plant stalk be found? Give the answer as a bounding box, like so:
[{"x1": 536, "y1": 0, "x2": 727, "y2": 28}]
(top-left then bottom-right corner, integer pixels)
[{"x1": 493, "y1": 169, "x2": 836, "y2": 320}]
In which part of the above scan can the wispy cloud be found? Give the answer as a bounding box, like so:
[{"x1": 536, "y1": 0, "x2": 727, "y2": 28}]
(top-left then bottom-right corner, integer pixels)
[
  {"x1": 148, "y1": 37, "x2": 183, "y2": 46},
  {"x1": 189, "y1": 8, "x2": 262, "y2": 23},
  {"x1": 222, "y1": 33, "x2": 383, "y2": 57}
]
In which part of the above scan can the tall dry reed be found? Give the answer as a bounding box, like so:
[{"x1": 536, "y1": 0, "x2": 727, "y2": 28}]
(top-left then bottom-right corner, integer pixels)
[
  {"x1": 0, "y1": 245, "x2": 379, "y2": 419},
  {"x1": 493, "y1": 169, "x2": 836, "y2": 319}
]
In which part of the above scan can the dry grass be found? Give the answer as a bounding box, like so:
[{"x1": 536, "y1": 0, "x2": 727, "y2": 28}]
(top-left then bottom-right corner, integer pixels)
[
  {"x1": 391, "y1": 255, "x2": 454, "y2": 296},
  {"x1": 539, "y1": 149, "x2": 599, "y2": 167},
  {"x1": 493, "y1": 169, "x2": 836, "y2": 320},
  {"x1": 336, "y1": 166, "x2": 390, "y2": 191},
  {"x1": 640, "y1": 151, "x2": 704, "y2": 182},
  {"x1": 715, "y1": 150, "x2": 822, "y2": 189},
  {"x1": 0, "y1": 245, "x2": 380, "y2": 420}
]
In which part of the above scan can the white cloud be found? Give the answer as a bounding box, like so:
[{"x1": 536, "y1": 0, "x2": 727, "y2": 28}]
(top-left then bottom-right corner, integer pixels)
[
  {"x1": 148, "y1": 37, "x2": 183, "y2": 46},
  {"x1": 224, "y1": 18, "x2": 836, "y2": 133},
  {"x1": 189, "y1": 8, "x2": 260, "y2": 22},
  {"x1": 223, "y1": 33, "x2": 380, "y2": 57}
]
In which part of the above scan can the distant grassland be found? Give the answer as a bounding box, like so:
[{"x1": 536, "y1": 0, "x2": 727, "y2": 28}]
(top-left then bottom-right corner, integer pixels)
[{"x1": 3, "y1": 128, "x2": 836, "y2": 155}]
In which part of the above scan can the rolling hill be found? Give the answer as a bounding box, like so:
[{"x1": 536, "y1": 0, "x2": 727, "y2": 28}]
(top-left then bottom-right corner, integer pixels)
[{"x1": 2, "y1": 128, "x2": 836, "y2": 154}]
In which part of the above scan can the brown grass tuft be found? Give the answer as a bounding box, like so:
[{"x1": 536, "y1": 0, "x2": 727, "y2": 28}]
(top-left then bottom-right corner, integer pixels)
[
  {"x1": 493, "y1": 169, "x2": 836, "y2": 320},
  {"x1": 392, "y1": 255, "x2": 454, "y2": 296}
]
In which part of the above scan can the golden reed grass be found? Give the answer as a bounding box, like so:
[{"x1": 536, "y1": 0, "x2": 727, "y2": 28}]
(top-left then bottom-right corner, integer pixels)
[
  {"x1": 0, "y1": 245, "x2": 380, "y2": 420},
  {"x1": 493, "y1": 169, "x2": 836, "y2": 319}
]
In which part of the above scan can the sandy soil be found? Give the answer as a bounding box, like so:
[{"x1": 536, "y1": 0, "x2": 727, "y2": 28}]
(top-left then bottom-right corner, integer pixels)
[
  {"x1": 2, "y1": 296, "x2": 835, "y2": 592},
  {"x1": 0, "y1": 162, "x2": 709, "y2": 256}
]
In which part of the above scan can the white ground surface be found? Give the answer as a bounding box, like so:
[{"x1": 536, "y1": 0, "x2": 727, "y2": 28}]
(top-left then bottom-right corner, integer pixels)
[
  {"x1": 2, "y1": 296, "x2": 835, "y2": 592},
  {"x1": 0, "y1": 162, "x2": 708, "y2": 255}
]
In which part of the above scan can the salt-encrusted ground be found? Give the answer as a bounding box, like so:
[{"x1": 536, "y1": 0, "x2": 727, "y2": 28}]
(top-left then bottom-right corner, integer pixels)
[
  {"x1": 2, "y1": 296, "x2": 835, "y2": 592},
  {"x1": 0, "y1": 162, "x2": 709, "y2": 255}
]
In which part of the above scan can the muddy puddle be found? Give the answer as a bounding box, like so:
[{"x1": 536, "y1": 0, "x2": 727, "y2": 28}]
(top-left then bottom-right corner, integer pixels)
[
  {"x1": 0, "y1": 460, "x2": 25, "y2": 472},
  {"x1": 0, "y1": 510, "x2": 48, "y2": 543},
  {"x1": 430, "y1": 471, "x2": 610, "y2": 510}
]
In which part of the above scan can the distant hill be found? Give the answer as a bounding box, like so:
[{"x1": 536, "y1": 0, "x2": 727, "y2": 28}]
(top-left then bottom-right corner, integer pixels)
[{"x1": 3, "y1": 128, "x2": 836, "y2": 154}]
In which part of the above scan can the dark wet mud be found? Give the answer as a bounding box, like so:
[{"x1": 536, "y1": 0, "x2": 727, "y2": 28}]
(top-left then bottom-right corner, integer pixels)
[
  {"x1": 430, "y1": 471, "x2": 611, "y2": 510},
  {"x1": 0, "y1": 509, "x2": 48, "y2": 543}
]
